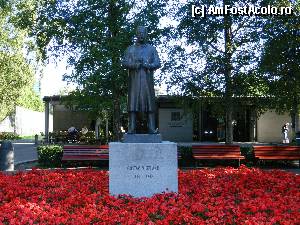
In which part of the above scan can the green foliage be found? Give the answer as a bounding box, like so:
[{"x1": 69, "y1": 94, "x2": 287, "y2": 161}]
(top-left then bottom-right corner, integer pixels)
[
  {"x1": 0, "y1": 0, "x2": 42, "y2": 121},
  {"x1": 0, "y1": 132, "x2": 21, "y2": 141},
  {"x1": 0, "y1": 50, "x2": 34, "y2": 121},
  {"x1": 78, "y1": 131, "x2": 97, "y2": 144},
  {"x1": 162, "y1": 0, "x2": 268, "y2": 143},
  {"x1": 49, "y1": 131, "x2": 68, "y2": 143},
  {"x1": 49, "y1": 130, "x2": 99, "y2": 144},
  {"x1": 163, "y1": 0, "x2": 264, "y2": 96},
  {"x1": 17, "y1": 87, "x2": 44, "y2": 112},
  {"x1": 29, "y1": 0, "x2": 167, "y2": 140},
  {"x1": 19, "y1": 135, "x2": 36, "y2": 139},
  {"x1": 260, "y1": 1, "x2": 300, "y2": 99},
  {"x1": 37, "y1": 145, "x2": 63, "y2": 167},
  {"x1": 260, "y1": 0, "x2": 300, "y2": 132}
]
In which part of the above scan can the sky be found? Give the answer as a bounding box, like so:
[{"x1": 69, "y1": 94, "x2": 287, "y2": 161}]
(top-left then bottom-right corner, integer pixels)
[{"x1": 40, "y1": 56, "x2": 75, "y2": 97}]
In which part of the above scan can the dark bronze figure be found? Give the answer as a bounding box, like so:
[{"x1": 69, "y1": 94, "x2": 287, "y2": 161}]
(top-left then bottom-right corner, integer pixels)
[{"x1": 122, "y1": 26, "x2": 161, "y2": 134}]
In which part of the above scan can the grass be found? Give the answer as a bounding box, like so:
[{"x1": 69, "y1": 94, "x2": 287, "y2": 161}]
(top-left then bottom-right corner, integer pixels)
[{"x1": 19, "y1": 135, "x2": 43, "y2": 140}]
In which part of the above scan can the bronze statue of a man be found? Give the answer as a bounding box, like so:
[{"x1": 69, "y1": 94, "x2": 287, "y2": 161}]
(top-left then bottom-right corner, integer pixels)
[{"x1": 122, "y1": 26, "x2": 161, "y2": 134}]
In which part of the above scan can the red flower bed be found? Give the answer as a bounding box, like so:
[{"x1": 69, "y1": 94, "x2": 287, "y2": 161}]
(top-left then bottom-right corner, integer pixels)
[{"x1": 0, "y1": 166, "x2": 299, "y2": 224}]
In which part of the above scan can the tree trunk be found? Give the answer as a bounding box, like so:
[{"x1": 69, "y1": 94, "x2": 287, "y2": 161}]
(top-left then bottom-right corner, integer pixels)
[
  {"x1": 108, "y1": 1, "x2": 123, "y2": 141},
  {"x1": 291, "y1": 96, "x2": 299, "y2": 140},
  {"x1": 224, "y1": 0, "x2": 233, "y2": 144},
  {"x1": 112, "y1": 97, "x2": 122, "y2": 141},
  {"x1": 295, "y1": 111, "x2": 299, "y2": 133},
  {"x1": 225, "y1": 105, "x2": 233, "y2": 144}
]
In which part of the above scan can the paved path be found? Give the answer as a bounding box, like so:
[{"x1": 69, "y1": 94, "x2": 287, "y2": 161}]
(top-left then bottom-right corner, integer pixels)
[{"x1": 12, "y1": 140, "x2": 38, "y2": 164}]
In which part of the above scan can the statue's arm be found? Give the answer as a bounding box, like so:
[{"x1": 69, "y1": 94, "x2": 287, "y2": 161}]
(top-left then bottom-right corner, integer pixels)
[
  {"x1": 122, "y1": 48, "x2": 136, "y2": 69},
  {"x1": 148, "y1": 47, "x2": 161, "y2": 70}
]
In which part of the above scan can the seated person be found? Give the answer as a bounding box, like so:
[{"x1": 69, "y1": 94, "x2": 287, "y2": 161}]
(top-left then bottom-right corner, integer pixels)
[
  {"x1": 68, "y1": 126, "x2": 78, "y2": 142},
  {"x1": 81, "y1": 126, "x2": 88, "y2": 135}
]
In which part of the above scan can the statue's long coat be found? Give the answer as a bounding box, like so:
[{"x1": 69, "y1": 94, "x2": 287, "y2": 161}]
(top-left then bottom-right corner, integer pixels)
[{"x1": 122, "y1": 43, "x2": 161, "y2": 112}]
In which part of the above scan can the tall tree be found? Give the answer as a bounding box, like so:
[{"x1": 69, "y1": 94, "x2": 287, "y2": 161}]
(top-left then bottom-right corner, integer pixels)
[
  {"x1": 31, "y1": 0, "x2": 166, "y2": 140},
  {"x1": 17, "y1": 87, "x2": 44, "y2": 112},
  {"x1": 0, "y1": 0, "x2": 42, "y2": 121},
  {"x1": 260, "y1": 0, "x2": 300, "y2": 135},
  {"x1": 163, "y1": 0, "x2": 265, "y2": 143}
]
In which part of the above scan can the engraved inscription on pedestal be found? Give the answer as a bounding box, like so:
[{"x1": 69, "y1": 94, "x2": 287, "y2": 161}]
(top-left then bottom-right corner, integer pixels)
[
  {"x1": 109, "y1": 142, "x2": 178, "y2": 197},
  {"x1": 127, "y1": 164, "x2": 159, "y2": 179}
]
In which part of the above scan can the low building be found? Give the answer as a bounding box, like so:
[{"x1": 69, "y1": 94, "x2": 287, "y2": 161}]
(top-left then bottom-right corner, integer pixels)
[{"x1": 43, "y1": 95, "x2": 295, "y2": 143}]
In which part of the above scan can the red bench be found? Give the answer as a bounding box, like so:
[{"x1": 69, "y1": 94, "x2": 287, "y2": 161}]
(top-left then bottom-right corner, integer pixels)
[
  {"x1": 192, "y1": 145, "x2": 244, "y2": 166},
  {"x1": 62, "y1": 145, "x2": 109, "y2": 161},
  {"x1": 253, "y1": 145, "x2": 300, "y2": 167}
]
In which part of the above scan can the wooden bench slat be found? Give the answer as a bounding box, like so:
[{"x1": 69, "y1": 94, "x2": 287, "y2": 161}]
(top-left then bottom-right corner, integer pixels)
[
  {"x1": 62, "y1": 155, "x2": 108, "y2": 158},
  {"x1": 62, "y1": 145, "x2": 109, "y2": 161},
  {"x1": 193, "y1": 151, "x2": 242, "y2": 154},
  {"x1": 256, "y1": 155, "x2": 300, "y2": 159},
  {"x1": 63, "y1": 149, "x2": 108, "y2": 151},
  {"x1": 194, "y1": 155, "x2": 244, "y2": 159},
  {"x1": 255, "y1": 152, "x2": 300, "y2": 155},
  {"x1": 63, "y1": 153, "x2": 109, "y2": 155},
  {"x1": 255, "y1": 150, "x2": 300, "y2": 153},
  {"x1": 63, "y1": 145, "x2": 108, "y2": 148},
  {"x1": 62, "y1": 155, "x2": 109, "y2": 158},
  {"x1": 62, "y1": 156, "x2": 109, "y2": 160},
  {"x1": 192, "y1": 145, "x2": 241, "y2": 148},
  {"x1": 254, "y1": 146, "x2": 300, "y2": 149},
  {"x1": 62, "y1": 156, "x2": 108, "y2": 160},
  {"x1": 253, "y1": 146, "x2": 300, "y2": 167},
  {"x1": 194, "y1": 154, "x2": 243, "y2": 157},
  {"x1": 192, "y1": 145, "x2": 244, "y2": 166},
  {"x1": 64, "y1": 149, "x2": 108, "y2": 153},
  {"x1": 255, "y1": 149, "x2": 300, "y2": 152},
  {"x1": 63, "y1": 151, "x2": 108, "y2": 154},
  {"x1": 193, "y1": 150, "x2": 241, "y2": 153},
  {"x1": 192, "y1": 147, "x2": 241, "y2": 150},
  {"x1": 258, "y1": 156, "x2": 300, "y2": 159}
]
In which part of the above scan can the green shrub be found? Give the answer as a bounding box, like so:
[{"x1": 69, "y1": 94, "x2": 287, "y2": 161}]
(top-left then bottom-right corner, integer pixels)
[
  {"x1": 37, "y1": 145, "x2": 63, "y2": 167},
  {"x1": 0, "y1": 132, "x2": 20, "y2": 141},
  {"x1": 79, "y1": 131, "x2": 97, "y2": 144},
  {"x1": 47, "y1": 130, "x2": 98, "y2": 144}
]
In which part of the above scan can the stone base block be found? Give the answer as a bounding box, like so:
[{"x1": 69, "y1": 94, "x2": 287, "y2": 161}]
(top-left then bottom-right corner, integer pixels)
[{"x1": 109, "y1": 142, "x2": 178, "y2": 197}]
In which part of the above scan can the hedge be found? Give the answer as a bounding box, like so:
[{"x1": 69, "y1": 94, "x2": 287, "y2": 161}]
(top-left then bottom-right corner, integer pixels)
[
  {"x1": 37, "y1": 145, "x2": 63, "y2": 167},
  {"x1": 0, "y1": 132, "x2": 20, "y2": 141}
]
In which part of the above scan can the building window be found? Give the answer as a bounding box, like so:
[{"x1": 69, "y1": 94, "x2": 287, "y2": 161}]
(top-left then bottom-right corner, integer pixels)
[{"x1": 171, "y1": 112, "x2": 181, "y2": 121}]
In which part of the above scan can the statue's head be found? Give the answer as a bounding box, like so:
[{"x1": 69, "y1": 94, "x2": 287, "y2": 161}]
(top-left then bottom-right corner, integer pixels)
[{"x1": 136, "y1": 26, "x2": 147, "y2": 43}]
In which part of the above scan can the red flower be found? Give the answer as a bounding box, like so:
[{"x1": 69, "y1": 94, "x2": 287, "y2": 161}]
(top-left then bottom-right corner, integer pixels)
[{"x1": 0, "y1": 167, "x2": 299, "y2": 224}]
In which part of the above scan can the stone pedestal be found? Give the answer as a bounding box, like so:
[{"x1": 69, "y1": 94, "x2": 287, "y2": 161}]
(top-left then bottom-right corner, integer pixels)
[{"x1": 109, "y1": 142, "x2": 178, "y2": 197}]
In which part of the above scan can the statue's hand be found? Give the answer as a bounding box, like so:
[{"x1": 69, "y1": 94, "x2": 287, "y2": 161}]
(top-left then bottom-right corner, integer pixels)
[{"x1": 142, "y1": 62, "x2": 151, "y2": 69}]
